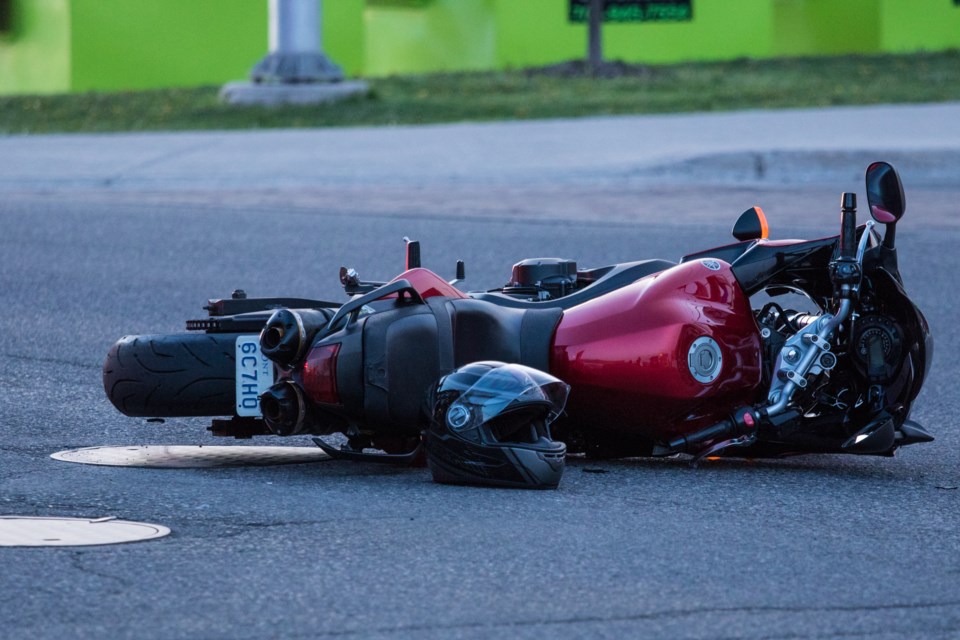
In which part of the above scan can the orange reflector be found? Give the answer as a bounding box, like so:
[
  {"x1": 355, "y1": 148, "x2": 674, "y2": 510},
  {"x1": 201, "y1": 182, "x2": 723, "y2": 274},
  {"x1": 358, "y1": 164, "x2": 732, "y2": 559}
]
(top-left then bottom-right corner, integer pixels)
[{"x1": 755, "y1": 206, "x2": 769, "y2": 239}]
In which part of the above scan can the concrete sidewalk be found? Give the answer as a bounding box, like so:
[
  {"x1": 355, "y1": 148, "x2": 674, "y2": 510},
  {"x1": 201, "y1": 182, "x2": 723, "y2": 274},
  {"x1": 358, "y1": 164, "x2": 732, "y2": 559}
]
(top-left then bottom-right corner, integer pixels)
[{"x1": 1, "y1": 102, "x2": 959, "y2": 191}]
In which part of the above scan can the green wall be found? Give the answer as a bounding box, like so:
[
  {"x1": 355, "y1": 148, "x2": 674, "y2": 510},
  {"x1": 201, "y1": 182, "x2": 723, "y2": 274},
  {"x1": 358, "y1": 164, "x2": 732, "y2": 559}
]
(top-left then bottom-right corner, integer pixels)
[
  {"x1": 369, "y1": 0, "x2": 774, "y2": 74},
  {"x1": 368, "y1": 0, "x2": 782, "y2": 73},
  {"x1": 492, "y1": 0, "x2": 592, "y2": 68},
  {"x1": 600, "y1": 0, "x2": 774, "y2": 63},
  {"x1": 0, "y1": 0, "x2": 71, "y2": 95},
  {"x1": 880, "y1": 0, "x2": 960, "y2": 52},
  {"x1": 2, "y1": 0, "x2": 960, "y2": 96},
  {"x1": 324, "y1": 0, "x2": 365, "y2": 77},
  {"x1": 0, "y1": 0, "x2": 365, "y2": 95},
  {"x1": 70, "y1": 0, "x2": 266, "y2": 92},
  {"x1": 369, "y1": 0, "x2": 960, "y2": 75},
  {"x1": 364, "y1": 0, "x2": 496, "y2": 75},
  {"x1": 772, "y1": 0, "x2": 881, "y2": 57}
]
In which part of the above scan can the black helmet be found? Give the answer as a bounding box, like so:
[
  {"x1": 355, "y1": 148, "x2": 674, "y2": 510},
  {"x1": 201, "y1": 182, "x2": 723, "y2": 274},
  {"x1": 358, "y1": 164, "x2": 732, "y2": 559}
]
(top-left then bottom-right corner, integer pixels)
[{"x1": 423, "y1": 361, "x2": 569, "y2": 489}]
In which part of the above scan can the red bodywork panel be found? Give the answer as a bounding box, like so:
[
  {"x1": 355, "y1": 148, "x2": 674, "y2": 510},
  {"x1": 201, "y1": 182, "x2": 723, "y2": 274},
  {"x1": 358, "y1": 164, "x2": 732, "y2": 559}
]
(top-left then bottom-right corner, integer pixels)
[
  {"x1": 389, "y1": 268, "x2": 468, "y2": 300},
  {"x1": 551, "y1": 259, "x2": 763, "y2": 440}
]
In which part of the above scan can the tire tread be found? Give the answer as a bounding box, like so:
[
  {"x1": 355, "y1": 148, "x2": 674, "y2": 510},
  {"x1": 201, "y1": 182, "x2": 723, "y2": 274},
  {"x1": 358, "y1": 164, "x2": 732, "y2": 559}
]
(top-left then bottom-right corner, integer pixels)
[{"x1": 103, "y1": 333, "x2": 240, "y2": 417}]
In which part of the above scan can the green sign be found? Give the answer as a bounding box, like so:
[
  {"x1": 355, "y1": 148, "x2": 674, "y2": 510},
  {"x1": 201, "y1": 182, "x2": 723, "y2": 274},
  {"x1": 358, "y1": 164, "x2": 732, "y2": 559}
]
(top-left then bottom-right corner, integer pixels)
[{"x1": 569, "y1": 0, "x2": 693, "y2": 23}]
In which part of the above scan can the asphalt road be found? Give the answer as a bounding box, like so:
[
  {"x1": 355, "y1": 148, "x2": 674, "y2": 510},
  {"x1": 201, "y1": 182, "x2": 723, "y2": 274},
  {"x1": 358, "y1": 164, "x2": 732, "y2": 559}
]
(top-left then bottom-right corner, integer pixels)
[{"x1": 1, "y1": 106, "x2": 959, "y2": 639}]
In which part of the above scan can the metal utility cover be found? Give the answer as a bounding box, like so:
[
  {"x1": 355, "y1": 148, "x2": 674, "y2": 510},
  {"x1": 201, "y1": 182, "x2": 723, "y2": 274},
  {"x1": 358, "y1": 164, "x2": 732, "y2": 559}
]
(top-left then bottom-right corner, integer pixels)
[
  {"x1": 50, "y1": 445, "x2": 330, "y2": 468},
  {"x1": 0, "y1": 516, "x2": 170, "y2": 547}
]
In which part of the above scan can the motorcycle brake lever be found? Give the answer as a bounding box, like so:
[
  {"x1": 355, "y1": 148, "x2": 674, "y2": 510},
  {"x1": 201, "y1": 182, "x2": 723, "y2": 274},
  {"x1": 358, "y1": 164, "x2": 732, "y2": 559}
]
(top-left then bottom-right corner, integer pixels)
[
  {"x1": 855, "y1": 221, "x2": 877, "y2": 266},
  {"x1": 689, "y1": 434, "x2": 757, "y2": 468}
]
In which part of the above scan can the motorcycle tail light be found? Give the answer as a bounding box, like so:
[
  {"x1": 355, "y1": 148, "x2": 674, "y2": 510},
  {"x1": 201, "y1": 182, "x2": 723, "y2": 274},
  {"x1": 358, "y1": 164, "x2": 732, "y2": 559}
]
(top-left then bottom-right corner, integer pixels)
[{"x1": 301, "y1": 343, "x2": 341, "y2": 406}]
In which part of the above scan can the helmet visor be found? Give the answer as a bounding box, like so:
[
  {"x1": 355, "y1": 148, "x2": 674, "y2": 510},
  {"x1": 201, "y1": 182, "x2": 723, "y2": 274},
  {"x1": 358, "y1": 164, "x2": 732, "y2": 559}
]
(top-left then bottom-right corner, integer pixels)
[{"x1": 443, "y1": 363, "x2": 569, "y2": 440}]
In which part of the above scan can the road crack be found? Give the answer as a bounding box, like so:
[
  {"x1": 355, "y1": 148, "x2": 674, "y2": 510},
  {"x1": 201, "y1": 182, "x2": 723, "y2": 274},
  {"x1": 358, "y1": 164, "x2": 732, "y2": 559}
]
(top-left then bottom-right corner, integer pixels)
[
  {"x1": 1, "y1": 352, "x2": 100, "y2": 370},
  {"x1": 100, "y1": 141, "x2": 216, "y2": 187},
  {"x1": 67, "y1": 552, "x2": 134, "y2": 593}
]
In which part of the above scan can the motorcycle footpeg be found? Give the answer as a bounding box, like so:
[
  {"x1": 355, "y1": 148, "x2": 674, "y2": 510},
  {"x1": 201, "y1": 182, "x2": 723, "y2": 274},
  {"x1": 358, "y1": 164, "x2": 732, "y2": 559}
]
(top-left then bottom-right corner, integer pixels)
[
  {"x1": 650, "y1": 444, "x2": 678, "y2": 457},
  {"x1": 689, "y1": 434, "x2": 757, "y2": 468},
  {"x1": 312, "y1": 437, "x2": 423, "y2": 466}
]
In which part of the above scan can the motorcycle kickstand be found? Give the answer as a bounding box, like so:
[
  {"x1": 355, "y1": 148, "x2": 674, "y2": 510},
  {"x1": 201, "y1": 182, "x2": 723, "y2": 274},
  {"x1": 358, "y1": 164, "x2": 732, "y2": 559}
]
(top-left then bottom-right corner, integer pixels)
[{"x1": 312, "y1": 437, "x2": 423, "y2": 466}]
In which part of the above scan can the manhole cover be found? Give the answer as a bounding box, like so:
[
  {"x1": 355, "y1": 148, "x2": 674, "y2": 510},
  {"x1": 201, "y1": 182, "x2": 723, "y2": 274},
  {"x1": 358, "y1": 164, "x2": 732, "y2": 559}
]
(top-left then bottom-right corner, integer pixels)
[
  {"x1": 50, "y1": 445, "x2": 330, "y2": 468},
  {"x1": 0, "y1": 516, "x2": 170, "y2": 547}
]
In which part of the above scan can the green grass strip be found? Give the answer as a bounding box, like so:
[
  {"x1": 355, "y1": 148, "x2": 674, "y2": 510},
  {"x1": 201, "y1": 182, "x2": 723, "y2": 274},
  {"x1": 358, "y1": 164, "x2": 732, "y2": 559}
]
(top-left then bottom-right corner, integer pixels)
[{"x1": 2, "y1": 51, "x2": 959, "y2": 135}]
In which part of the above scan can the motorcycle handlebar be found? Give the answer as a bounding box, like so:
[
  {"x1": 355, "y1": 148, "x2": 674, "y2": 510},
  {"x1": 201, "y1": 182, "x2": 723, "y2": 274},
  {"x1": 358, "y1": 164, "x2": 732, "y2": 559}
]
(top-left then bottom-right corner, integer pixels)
[
  {"x1": 840, "y1": 193, "x2": 857, "y2": 260},
  {"x1": 666, "y1": 419, "x2": 735, "y2": 453},
  {"x1": 666, "y1": 407, "x2": 758, "y2": 454}
]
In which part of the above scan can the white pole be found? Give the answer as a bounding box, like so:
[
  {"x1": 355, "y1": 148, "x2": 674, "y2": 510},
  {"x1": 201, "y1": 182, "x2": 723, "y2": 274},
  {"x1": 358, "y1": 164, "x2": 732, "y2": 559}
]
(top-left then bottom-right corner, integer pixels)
[
  {"x1": 221, "y1": 0, "x2": 368, "y2": 103},
  {"x1": 252, "y1": 0, "x2": 343, "y2": 83},
  {"x1": 270, "y1": 0, "x2": 320, "y2": 54}
]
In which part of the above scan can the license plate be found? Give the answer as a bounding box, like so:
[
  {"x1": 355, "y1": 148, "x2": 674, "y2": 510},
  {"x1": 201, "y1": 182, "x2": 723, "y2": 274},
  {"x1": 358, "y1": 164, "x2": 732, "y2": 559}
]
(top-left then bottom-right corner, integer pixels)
[{"x1": 235, "y1": 335, "x2": 275, "y2": 417}]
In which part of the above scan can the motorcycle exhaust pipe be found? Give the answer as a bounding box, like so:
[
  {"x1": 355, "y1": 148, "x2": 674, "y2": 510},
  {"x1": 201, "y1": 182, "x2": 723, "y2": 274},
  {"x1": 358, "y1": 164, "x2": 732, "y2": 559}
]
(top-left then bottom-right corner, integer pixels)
[
  {"x1": 259, "y1": 380, "x2": 309, "y2": 436},
  {"x1": 260, "y1": 308, "x2": 331, "y2": 369}
]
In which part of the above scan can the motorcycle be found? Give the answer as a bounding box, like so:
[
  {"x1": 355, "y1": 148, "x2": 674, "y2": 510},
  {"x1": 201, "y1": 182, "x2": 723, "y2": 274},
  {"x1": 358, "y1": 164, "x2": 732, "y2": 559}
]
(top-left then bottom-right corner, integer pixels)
[{"x1": 103, "y1": 161, "x2": 933, "y2": 470}]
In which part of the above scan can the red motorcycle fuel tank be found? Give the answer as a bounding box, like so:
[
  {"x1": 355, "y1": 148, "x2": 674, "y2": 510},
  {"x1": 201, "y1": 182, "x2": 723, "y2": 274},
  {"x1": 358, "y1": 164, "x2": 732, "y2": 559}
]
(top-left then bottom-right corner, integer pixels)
[{"x1": 551, "y1": 259, "x2": 763, "y2": 440}]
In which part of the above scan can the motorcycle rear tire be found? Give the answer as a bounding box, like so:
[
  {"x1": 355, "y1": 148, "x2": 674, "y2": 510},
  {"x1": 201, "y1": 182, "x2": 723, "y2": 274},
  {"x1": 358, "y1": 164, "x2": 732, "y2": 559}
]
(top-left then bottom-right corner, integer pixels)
[{"x1": 103, "y1": 333, "x2": 240, "y2": 418}]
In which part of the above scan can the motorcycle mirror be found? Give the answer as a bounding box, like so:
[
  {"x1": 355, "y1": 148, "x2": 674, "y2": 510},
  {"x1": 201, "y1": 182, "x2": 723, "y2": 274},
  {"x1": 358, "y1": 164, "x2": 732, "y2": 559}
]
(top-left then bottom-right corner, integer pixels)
[
  {"x1": 732, "y1": 206, "x2": 769, "y2": 241},
  {"x1": 865, "y1": 161, "x2": 905, "y2": 225}
]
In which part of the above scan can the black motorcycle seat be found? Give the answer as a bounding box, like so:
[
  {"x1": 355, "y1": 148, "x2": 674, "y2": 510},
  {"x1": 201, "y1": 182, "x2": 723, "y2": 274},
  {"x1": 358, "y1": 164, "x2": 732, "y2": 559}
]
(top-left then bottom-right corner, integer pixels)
[
  {"x1": 443, "y1": 299, "x2": 563, "y2": 372},
  {"x1": 469, "y1": 259, "x2": 674, "y2": 310}
]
